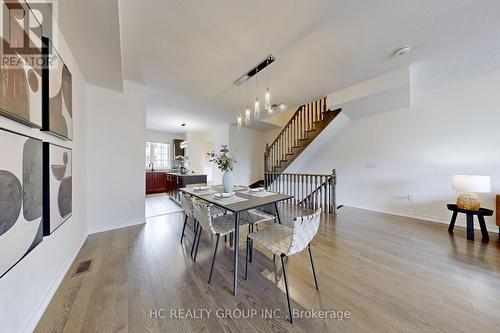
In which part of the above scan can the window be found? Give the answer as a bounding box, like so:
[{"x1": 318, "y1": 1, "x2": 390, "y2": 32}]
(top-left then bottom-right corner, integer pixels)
[{"x1": 146, "y1": 141, "x2": 171, "y2": 169}]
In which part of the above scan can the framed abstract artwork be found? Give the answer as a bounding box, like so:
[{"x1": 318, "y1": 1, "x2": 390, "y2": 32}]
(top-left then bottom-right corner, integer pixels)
[
  {"x1": 43, "y1": 142, "x2": 72, "y2": 235},
  {"x1": 0, "y1": 0, "x2": 43, "y2": 128},
  {"x1": 42, "y1": 37, "x2": 73, "y2": 140},
  {"x1": 0, "y1": 128, "x2": 43, "y2": 278}
]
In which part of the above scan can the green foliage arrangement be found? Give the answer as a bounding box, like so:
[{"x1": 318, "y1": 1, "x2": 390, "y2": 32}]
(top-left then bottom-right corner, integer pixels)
[{"x1": 207, "y1": 145, "x2": 236, "y2": 172}]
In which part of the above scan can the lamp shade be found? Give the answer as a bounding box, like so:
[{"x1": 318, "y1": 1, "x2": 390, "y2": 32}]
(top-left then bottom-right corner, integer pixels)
[{"x1": 452, "y1": 175, "x2": 491, "y2": 193}]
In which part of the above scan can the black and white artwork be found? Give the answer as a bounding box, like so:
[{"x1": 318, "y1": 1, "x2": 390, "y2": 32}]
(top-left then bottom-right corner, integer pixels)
[
  {"x1": 43, "y1": 143, "x2": 72, "y2": 235},
  {"x1": 0, "y1": 128, "x2": 43, "y2": 278},
  {"x1": 42, "y1": 37, "x2": 73, "y2": 140}
]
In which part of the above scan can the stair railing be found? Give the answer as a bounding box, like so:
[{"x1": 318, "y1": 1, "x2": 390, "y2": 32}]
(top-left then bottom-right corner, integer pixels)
[
  {"x1": 264, "y1": 97, "x2": 327, "y2": 173},
  {"x1": 264, "y1": 169, "x2": 336, "y2": 214}
]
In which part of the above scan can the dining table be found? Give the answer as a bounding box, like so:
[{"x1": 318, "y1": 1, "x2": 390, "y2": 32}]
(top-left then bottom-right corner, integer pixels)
[{"x1": 179, "y1": 185, "x2": 293, "y2": 296}]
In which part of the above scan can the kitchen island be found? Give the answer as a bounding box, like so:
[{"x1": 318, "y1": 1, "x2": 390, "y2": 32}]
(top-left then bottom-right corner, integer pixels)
[{"x1": 146, "y1": 171, "x2": 207, "y2": 201}]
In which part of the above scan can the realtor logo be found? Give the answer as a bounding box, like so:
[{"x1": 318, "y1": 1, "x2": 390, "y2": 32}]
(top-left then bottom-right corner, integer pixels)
[{"x1": 1, "y1": 0, "x2": 53, "y2": 63}]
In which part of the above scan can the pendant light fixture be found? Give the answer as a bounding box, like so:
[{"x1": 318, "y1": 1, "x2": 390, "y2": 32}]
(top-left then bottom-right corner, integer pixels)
[
  {"x1": 254, "y1": 72, "x2": 260, "y2": 119},
  {"x1": 237, "y1": 114, "x2": 243, "y2": 129},
  {"x1": 232, "y1": 55, "x2": 276, "y2": 126},
  {"x1": 237, "y1": 86, "x2": 242, "y2": 130},
  {"x1": 265, "y1": 65, "x2": 271, "y2": 113},
  {"x1": 245, "y1": 82, "x2": 251, "y2": 125}
]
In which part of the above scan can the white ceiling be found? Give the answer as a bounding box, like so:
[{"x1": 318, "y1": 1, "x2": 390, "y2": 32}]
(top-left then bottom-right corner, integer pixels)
[{"x1": 60, "y1": 0, "x2": 500, "y2": 132}]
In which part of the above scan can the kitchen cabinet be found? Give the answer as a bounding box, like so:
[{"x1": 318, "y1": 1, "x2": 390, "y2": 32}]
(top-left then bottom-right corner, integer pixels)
[
  {"x1": 147, "y1": 172, "x2": 207, "y2": 198},
  {"x1": 146, "y1": 172, "x2": 167, "y2": 194},
  {"x1": 173, "y1": 139, "x2": 185, "y2": 159},
  {"x1": 167, "y1": 173, "x2": 207, "y2": 202},
  {"x1": 146, "y1": 173, "x2": 155, "y2": 194}
]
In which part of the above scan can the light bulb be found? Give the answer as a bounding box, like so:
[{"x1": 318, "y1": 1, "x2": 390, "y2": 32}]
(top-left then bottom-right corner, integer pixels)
[
  {"x1": 265, "y1": 89, "x2": 271, "y2": 112},
  {"x1": 245, "y1": 107, "x2": 251, "y2": 125},
  {"x1": 237, "y1": 114, "x2": 242, "y2": 130},
  {"x1": 254, "y1": 98, "x2": 260, "y2": 119},
  {"x1": 280, "y1": 103, "x2": 287, "y2": 112}
]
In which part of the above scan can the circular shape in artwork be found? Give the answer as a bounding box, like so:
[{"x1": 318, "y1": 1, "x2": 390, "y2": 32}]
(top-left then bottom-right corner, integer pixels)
[
  {"x1": 58, "y1": 176, "x2": 72, "y2": 218},
  {"x1": 0, "y1": 170, "x2": 22, "y2": 236},
  {"x1": 27, "y1": 69, "x2": 39, "y2": 92}
]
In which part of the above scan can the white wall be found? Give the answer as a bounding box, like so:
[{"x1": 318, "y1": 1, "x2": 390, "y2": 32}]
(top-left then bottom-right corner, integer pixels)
[
  {"x1": 209, "y1": 124, "x2": 230, "y2": 184},
  {"x1": 228, "y1": 125, "x2": 268, "y2": 186},
  {"x1": 0, "y1": 8, "x2": 88, "y2": 333},
  {"x1": 185, "y1": 131, "x2": 213, "y2": 178},
  {"x1": 86, "y1": 81, "x2": 147, "y2": 234},
  {"x1": 300, "y1": 69, "x2": 500, "y2": 229}
]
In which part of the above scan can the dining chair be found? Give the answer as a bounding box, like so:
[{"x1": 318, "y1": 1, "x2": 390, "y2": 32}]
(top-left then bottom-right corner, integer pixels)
[
  {"x1": 179, "y1": 187, "x2": 227, "y2": 259},
  {"x1": 191, "y1": 199, "x2": 275, "y2": 283},
  {"x1": 241, "y1": 209, "x2": 275, "y2": 262},
  {"x1": 179, "y1": 191, "x2": 194, "y2": 245},
  {"x1": 244, "y1": 208, "x2": 322, "y2": 323},
  {"x1": 186, "y1": 183, "x2": 226, "y2": 217}
]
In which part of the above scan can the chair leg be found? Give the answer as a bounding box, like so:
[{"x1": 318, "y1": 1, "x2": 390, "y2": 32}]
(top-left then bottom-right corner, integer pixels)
[
  {"x1": 308, "y1": 244, "x2": 319, "y2": 290},
  {"x1": 194, "y1": 226, "x2": 202, "y2": 262},
  {"x1": 180, "y1": 215, "x2": 188, "y2": 244},
  {"x1": 249, "y1": 237, "x2": 253, "y2": 263},
  {"x1": 208, "y1": 234, "x2": 220, "y2": 283},
  {"x1": 190, "y1": 221, "x2": 198, "y2": 258},
  {"x1": 229, "y1": 232, "x2": 233, "y2": 247},
  {"x1": 280, "y1": 254, "x2": 293, "y2": 324},
  {"x1": 245, "y1": 236, "x2": 251, "y2": 280}
]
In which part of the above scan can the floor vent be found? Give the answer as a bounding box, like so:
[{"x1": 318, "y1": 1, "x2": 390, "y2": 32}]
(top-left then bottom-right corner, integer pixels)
[{"x1": 73, "y1": 259, "x2": 93, "y2": 276}]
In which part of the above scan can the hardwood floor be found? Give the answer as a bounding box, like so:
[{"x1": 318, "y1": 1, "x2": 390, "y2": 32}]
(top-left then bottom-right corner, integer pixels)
[{"x1": 35, "y1": 206, "x2": 500, "y2": 333}]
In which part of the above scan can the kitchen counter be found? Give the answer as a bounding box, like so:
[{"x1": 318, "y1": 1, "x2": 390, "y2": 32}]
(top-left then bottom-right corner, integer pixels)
[
  {"x1": 146, "y1": 171, "x2": 207, "y2": 199},
  {"x1": 145, "y1": 171, "x2": 206, "y2": 177},
  {"x1": 166, "y1": 172, "x2": 207, "y2": 177}
]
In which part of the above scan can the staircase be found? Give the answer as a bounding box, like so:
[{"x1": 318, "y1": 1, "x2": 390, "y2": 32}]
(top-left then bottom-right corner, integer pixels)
[
  {"x1": 264, "y1": 97, "x2": 341, "y2": 174},
  {"x1": 261, "y1": 97, "x2": 341, "y2": 214}
]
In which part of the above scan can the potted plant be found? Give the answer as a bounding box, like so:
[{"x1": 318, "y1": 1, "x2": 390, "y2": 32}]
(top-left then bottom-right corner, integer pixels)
[{"x1": 207, "y1": 145, "x2": 236, "y2": 193}]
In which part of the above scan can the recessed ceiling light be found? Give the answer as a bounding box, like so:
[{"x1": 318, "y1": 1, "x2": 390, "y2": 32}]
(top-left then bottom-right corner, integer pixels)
[
  {"x1": 181, "y1": 123, "x2": 186, "y2": 127},
  {"x1": 393, "y1": 45, "x2": 412, "y2": 57}
]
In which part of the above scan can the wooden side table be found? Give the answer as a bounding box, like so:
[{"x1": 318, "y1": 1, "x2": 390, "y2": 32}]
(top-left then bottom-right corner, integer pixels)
[{"x1": 447, "y1": 204, "x2": 493, "y2": 241}]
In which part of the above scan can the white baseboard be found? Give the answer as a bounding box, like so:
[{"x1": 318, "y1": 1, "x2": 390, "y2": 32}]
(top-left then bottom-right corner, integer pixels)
[
  {"x1": 88, "y1": 216, "x2": 146, "y2": 235},
  {"x1": 343, "y1": 204, "x2": 499, "y2": 234},
  {"x1": 22, "y1": 233, "x2": 87, "y2": 333}
]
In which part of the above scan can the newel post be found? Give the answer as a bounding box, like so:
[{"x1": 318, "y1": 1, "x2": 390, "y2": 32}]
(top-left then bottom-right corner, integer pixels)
[{"x1": 264, "y1": 143, "x2": 270, "y2": 187}]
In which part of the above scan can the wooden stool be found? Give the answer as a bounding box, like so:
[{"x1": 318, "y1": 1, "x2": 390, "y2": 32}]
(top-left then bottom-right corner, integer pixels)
[{"x1": 447, "y1": 204, "x2": 493, "y2": 241}]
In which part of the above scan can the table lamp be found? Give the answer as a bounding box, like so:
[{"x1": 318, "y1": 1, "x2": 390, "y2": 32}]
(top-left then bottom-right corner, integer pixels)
[{"x1": 452, "y1": 175, "x2": 491, "y2": 211}]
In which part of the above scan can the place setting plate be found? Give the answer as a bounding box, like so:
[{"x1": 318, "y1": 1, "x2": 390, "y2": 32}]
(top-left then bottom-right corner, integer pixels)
[
  {"x1": 212, "y1": 192, "x2": 248, "y2": 204},
  {"x1": 245, "y1": 187, "x2": 277, "y2": 197},
  {"x1": 192, "y1": 186, "x2": 211, "y2": 192}
]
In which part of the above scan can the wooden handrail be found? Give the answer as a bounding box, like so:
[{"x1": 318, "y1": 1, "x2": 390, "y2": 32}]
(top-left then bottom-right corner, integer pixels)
[
  {"x1": 265, "y1": 171, "x2": 334, "y2": 177},
  {"x1": 298, "y1": 170, "x2": 336, "y2": 208}
]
